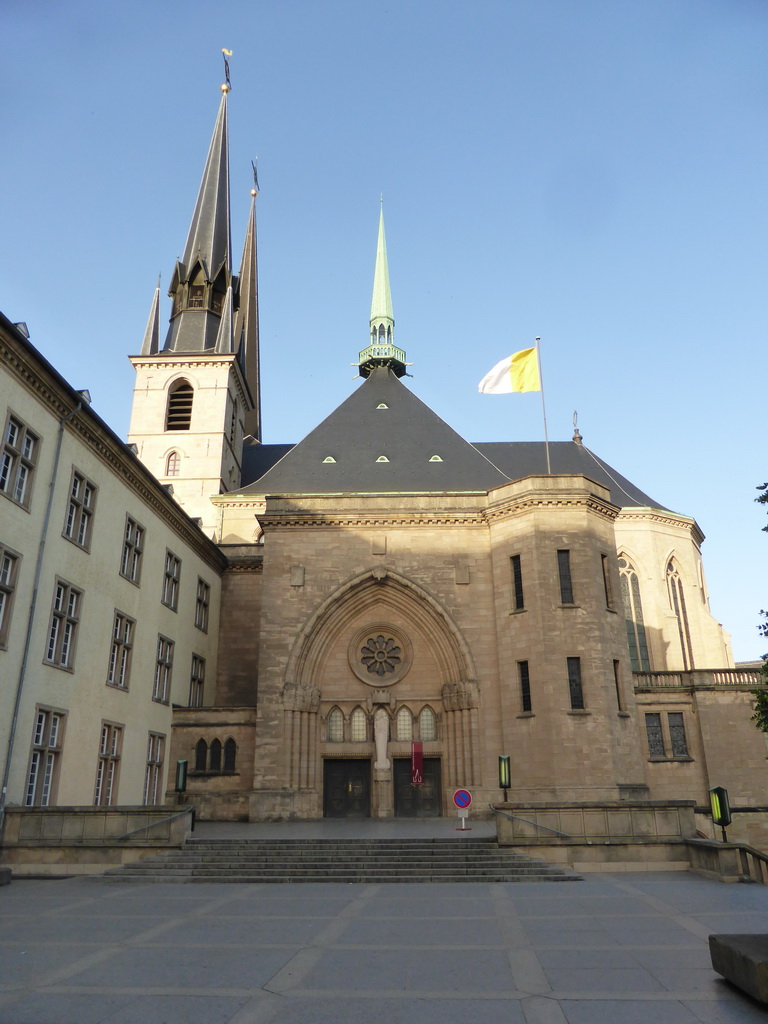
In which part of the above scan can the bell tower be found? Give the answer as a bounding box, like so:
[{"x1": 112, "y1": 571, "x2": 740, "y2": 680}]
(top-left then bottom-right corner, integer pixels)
[{"x1": 127, "y1": 79, "x2": 260, "y2": 537}]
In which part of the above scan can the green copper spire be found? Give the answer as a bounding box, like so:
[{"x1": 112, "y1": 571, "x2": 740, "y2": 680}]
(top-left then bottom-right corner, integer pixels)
[{"x1": 357, "y1": 202, "x2": 407, "y2": 378}]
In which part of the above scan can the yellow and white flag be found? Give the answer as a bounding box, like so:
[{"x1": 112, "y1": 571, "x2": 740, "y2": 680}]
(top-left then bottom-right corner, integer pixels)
[{"x1": 478, "y1": 347, "x2": 540, "y2": 394}]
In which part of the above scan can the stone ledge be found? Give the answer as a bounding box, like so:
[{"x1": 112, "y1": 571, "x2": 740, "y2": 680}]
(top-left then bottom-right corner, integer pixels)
[{"x1": 710, "y1": 934, "x2": 768, "y2": 1003}]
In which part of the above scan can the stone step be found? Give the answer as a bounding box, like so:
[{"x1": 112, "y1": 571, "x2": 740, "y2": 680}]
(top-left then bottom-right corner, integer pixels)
[{"x1": 100, "y1": 837, "x2": 580, "y2": 884}]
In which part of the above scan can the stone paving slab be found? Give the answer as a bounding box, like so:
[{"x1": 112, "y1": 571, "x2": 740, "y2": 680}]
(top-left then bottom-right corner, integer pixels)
[{"x1": 1, "y1": 872, "x2": 768, "y2": 1022}]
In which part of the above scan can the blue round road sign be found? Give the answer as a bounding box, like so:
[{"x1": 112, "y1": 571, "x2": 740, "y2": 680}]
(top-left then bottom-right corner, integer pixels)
[{"x1": 453, "y1": 789, "x2": 472, "y2": 809}]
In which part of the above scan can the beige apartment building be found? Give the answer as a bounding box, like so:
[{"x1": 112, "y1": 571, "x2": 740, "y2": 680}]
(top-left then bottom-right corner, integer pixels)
[{"x1": 2, "y1": 80, "x2": 765, "y2": 844}]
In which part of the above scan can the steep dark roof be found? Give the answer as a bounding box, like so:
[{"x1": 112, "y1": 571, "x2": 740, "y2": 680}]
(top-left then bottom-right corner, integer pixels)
[
  {"x1": 474, "y1": 442, "x2": 668, "y2": 510},
  {"x1": 239, "y1": 367, "x2": 509, "y2": 494},
  {"x1": 238, "y1": 369, "x2": 669, "y2": 511}
]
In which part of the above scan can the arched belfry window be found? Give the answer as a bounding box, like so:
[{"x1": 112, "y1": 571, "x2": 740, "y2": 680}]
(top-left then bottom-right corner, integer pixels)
[
  {"x1": 667, "y1": 559, "x2": 694, "y2": 670},
  {"x1": 165, "y1": 451, "x2": 180, "y2": 477},
  {"x1": 188, "y1": 265, "x2": 206, "y2": 309},
  {"x1": 618, "y1": 555, "x2": 650, "y2": 672},
  {"x1": 166, "y1": 381, "x2": 193, "y2": 431}
]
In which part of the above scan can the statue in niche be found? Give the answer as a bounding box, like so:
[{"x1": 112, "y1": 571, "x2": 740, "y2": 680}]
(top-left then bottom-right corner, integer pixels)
[{"x1": 374, "y1": 708, "x2": 390, "y2": 769}]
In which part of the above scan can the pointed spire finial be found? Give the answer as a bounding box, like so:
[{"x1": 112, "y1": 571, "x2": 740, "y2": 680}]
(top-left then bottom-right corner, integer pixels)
[
  {"x1": 356, "y1": 203, "x2": 407, "y2": 378},
  {"x1": 222, "y1": 48, "x2": 232, "y2": 91},
  {"x1": 140, "y1": 278, "x2": 161, "y2": 355}
]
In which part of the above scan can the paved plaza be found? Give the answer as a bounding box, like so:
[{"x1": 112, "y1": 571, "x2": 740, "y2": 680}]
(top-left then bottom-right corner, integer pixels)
[{"x1": 1, "y1": 866, "x2": 768, "y2": 1024}]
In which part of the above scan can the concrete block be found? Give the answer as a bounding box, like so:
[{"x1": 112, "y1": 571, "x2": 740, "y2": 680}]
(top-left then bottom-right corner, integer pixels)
[{"x1": 709, "y1": 934, "x2": 768, "y2": 1003}]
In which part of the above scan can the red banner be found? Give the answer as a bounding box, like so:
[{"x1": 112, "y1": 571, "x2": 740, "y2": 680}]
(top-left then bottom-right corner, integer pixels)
[{"x1": 411, "y1": 741, "x2": 423, "y2": 785}]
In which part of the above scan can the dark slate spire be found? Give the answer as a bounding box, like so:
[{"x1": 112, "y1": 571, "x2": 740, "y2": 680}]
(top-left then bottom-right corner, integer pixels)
[
  {"x1": 164, "y1": 84, "x2": 233, "y2": 353},
  {"x1": 234, "y1": 187, "x2": 261, "y2": 439},
  {"x1": 139, "y1": 277, "x2": 161, "y2": 355}
]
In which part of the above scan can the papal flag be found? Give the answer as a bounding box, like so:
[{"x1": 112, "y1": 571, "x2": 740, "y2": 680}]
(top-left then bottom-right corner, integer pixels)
[{"x1": 478, "y1": 347, "x2": 541, "y2": 394}]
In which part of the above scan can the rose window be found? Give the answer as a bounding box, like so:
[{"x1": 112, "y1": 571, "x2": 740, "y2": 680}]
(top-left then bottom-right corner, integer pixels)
[{"x1": 360, "y1": 635, "x2": 401, "y2": 677}]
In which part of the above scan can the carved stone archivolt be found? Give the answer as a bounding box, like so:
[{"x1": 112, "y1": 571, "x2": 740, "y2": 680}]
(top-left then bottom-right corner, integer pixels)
[
  {"x1": 348, "y1": 623, "x2": 412, "y2": 686},
  {"x1": 282, "y1": 681, "x2": 321, "y2": 712},
  {"x1": 441, "y1": 680, "x2": 479, "y2": 711}
]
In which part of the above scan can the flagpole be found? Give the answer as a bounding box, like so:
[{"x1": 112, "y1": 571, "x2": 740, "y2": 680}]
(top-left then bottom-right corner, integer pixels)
[{"x1": 535, "y1": 337, "x2": 551, "y2": 474}]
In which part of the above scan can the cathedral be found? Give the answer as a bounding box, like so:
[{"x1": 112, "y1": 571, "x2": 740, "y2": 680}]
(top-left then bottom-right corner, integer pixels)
[
  {"x1": 1, "y1": 79, "x2": 765, "y2": 846},
  {"x1": 125, "y1": 81, "x2": 761, "y2": 827}
]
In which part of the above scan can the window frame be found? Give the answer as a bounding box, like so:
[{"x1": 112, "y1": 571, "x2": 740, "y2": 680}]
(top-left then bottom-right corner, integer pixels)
[
  {"x1": 518, "y1": 660, "x2": 532, "y2": 713},
  {"x1": 510, "y1": 554, "x2": 525, "y2": 611},
  {"x1": 0, "y1": 411, "x2": 39, "y2": 509},
  {"x1": 644, "y1": 710, "x2": 691, "y2": 761},
  {"x1": 107, "y1": 610, "x2": 135, "y2": 690},
  {"x1": 144, "y1": 732, "x2": 165, "y2": 805},
  {"x1": 94, "y1": 722, "x2": 123, "y2": 806},
  {"x1": 153, "y1": 635, "x2": 174, "y2": 703},
  {"x1": 62, "y1": 468, "x2": 97, "y2": 550},
  {"x1": 195, "y1": 578, "x2": 210, "y2": 632},
  {"x1": 189, "y1": 653, "x2": 206, "y2": 707},
  {"x1": 25, "y1": 708, "x2": 65, "y2": 807},
  {"x1": 557, "y1": 549, "x2": 575, "y2": 604},
  {"x1": 161, "y1": 550, "x2": 182, "y2": 611},
  {"x1": 566, "y1": 656, "x2": 585, "y2": 710},
  {"x1": 120, "y1": 515, "x2": 145, "y2": 585},
  {"x1": 0, "y1": 543, "x2": 21, "y2": 650},
  {"x1": 45, "y1": 578, "x2": 82, "y2": 670}
]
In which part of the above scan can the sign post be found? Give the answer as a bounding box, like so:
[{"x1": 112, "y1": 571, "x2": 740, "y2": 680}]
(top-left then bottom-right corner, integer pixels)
[{"x1": 453, "y1": 788, "x2": 472, "y2": 831}]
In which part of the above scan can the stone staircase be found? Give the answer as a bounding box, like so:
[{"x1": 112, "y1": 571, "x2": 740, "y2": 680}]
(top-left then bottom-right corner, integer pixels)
[{"x1": 101, "y1": 836, "x2": 582, "y2": 883}]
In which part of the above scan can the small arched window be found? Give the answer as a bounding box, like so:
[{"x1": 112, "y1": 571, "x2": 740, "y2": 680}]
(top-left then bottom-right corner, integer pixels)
[
  {"x1": 165, "y1": 451, "x2": 180, "y2": 477},
  {"x1": 350, "y1": 707, "x2": 367, "y2": 742},
  {"x1": 396, "y1": 706, "x2": 413, "y2": 741},
  {"x1": 209, "y1": 738, "x2": 222, "y2": 772},
  {"x1": 419, "y1": 706, "x2": 437, "y2": 741},
  {"x1": 223, "y1": 738, "x2": 237, "y2": 772},
  {"x1": 194, "y1": 739, "x2": 207, "y2": 771},
  {"x1": 327, "y1": 708, "x2": 344, "y2": 742},
  {"x1": 166, "y1": 381, "x2": 194, "y2": 431}
]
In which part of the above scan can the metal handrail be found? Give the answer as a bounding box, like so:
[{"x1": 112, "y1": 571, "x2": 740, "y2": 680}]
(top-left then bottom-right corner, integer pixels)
[
  {"x1": 116, "y1": 807, "x2": 194, "y2": 842},
  {"x1": 492, "y1": 806, "x2": 572, "y2": 838}
]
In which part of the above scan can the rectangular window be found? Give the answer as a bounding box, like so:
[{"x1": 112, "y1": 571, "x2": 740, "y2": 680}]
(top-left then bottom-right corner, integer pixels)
[
  {"x1": 567, "y1": 656, "x2": 584, "y2": 710},
  {"x1": 107, "y1": 611, "x2": 134, "y2": 689},
  {"x1": 25, "y1": 709, "x2": 64, "y2": 806},
  {"x1": 613, "y1": 660, "x2": 624, "y2": 712},
  {"x1": 558, "y1": 550, "x2": 574, "y2": 604},
  {"x1": 45, "y1": 579, "x2": 82, "y2": 669},
  {"x1": 189, "y1": 654, "x2": 205, "y2": 707},
  {"x1": 0, "y1": 413, "x2": 38, "y2": 507},
  {"x1": 144, "y1": 733, "x2": 165, "y2": 805},
  {"x1": 601, "y1": 554, "x2": 614, "y2": 609},
  {"x1": 120, "y1": 516, "x2": 144, "y2": 583},
  {"x1": 668, "y1": 712, "x2": 689, "y2": 757},
  {"x1": 94, "y1": 723, "x2": 122, "y2": 806},
  {"x1": 63, "y1": 469, "x2": 97, "y2": 549},
  {"x1": 518, "y1": 660, "x2": 532, "y2": 713},
  {"x1": 510, "y1": 555, "x2": 524, "y2": 611},
  {"x1": 645, "y1": 713, "x2": 665, "y2": 757},
  {"x1": 0, "y1": 544, "x2": 20, "y2": 648},
  {"x1": 162, "y1": 550, "x2": 181, "y2": 611},
  {"x1": 195, "y1": 578, "x2": 210, "y2": 632},
  {"x1": 153, "y1": 635, "x2": 174, "y2": 703}
]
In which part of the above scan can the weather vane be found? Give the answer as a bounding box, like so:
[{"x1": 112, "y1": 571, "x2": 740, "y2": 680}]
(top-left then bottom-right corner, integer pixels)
[
  {"x1": 222, "y1": 48, "x2": 232, "y2": 89},
  {"x1": 251, "y1": 159, "x2": 260, "y2": 194}
]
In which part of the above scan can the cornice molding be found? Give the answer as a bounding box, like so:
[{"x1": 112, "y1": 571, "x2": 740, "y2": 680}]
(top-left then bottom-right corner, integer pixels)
[
  {"x1": 257, "y1": 511, "x2": 486, "y2": 530},
  {"x1": 616, "y1": 508, "x2": 703, "y2": 545},
  {"x1": 484, "y1": 493, "x2": 619, "y2": 524}
]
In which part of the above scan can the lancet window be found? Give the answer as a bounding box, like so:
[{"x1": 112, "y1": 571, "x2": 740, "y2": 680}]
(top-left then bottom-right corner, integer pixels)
[
  {"x1": 618, "y1": 555, "x2": 650, "y2": 672},
  {"x1": 667, "y1": 560, "x2": 694, "y2": 670}
]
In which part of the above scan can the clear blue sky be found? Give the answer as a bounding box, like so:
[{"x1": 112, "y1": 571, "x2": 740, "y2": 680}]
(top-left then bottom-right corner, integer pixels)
[{"x1": 2, "y1": 0, "x2": 766, "y2": 660}]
